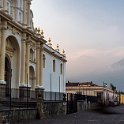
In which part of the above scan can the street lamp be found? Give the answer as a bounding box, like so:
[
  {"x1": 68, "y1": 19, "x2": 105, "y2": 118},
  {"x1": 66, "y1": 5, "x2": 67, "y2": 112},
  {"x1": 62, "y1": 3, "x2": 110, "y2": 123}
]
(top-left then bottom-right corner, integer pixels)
[
  {"x1": 27, "y1": 74, "x2": 29, "y2": 108},
  {"x1": 9, "y1": 69, "x2": 12, "y2": 110},
  {"x1": 103, "y1": 82, "x2": 107, "y2": 105}
]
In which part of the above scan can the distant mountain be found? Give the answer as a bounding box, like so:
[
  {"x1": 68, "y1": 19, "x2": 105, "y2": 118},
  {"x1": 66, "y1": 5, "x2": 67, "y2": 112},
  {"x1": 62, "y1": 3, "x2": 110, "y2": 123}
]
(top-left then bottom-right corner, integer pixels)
[{"x1": 112, "y1": 58, "x2": 124, "y2": 69}]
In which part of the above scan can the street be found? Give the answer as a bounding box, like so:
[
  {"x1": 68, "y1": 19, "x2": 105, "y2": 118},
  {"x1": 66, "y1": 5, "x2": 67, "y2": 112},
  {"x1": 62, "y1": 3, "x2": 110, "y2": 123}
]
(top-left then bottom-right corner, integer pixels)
[{"x1": 21, "y1": 106, "x2": 124, "y2": 124}]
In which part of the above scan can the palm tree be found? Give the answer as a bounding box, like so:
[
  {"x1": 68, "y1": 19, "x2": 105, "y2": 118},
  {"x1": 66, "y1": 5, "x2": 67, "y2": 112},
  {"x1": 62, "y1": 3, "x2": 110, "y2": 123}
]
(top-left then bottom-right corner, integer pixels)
[
  {"x1": 110, "y1": 83, "x2": 116, "y2": 91},
  {"x1": 110, "y1": 83, "x2": 116, "y2": 101}
]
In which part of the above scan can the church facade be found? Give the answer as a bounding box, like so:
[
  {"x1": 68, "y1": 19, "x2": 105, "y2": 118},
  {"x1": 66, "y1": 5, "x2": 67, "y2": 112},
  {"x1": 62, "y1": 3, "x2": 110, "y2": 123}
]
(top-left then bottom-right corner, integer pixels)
[{"x1": 0, "y1": 0, "x2": 66, "y2": 98}]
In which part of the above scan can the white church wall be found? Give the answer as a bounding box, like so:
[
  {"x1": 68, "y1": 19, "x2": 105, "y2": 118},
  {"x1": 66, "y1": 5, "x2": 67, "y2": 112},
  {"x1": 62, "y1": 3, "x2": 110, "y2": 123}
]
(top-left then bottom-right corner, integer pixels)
[{"x1": 43, "y1": 51, "x2": 66, "y2": 93}]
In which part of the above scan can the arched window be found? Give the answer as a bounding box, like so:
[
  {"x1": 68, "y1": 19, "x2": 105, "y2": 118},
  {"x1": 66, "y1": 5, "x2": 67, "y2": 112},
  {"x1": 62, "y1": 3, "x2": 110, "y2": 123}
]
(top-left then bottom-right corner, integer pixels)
[
  {"x1": 29, "y1": 66, "x2": 35, "y2": 90},
  {"x1": 60, "y1": 63, "x2": 63, "y2": 74},
  {"x1": 7, "y1": 0, "x2": 11, "y2": 15},
  {"x1": 19, "y1": 12, "x2": 22, "y2": 23},
  {"x1": 43, "y1": 54, "x2": 46, "y2": 68},
  {"x1": 0, "y1": 0, "x2": 3, "y2": 8},
  {"x1": 30, "y1": 49, "x2": 34, "y2": 62},
  {"x1": 53, "y1": 60, "x2": 56, "y2": 72}
]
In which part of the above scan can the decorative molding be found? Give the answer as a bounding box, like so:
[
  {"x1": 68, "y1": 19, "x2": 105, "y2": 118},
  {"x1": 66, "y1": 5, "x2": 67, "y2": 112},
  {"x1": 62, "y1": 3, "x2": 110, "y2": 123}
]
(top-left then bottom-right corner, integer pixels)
[
  {"x1": 44, "y1": 47, "x2": 67, "y2": 62},
  {"x1": 36, "y1": 85, "x2": 44, "y2": 90},
  {"x1": 19, "y1": 83, "x2": 31, "y2": 88},
  {"x1": 0, "y1": 80, "x2": 6, "y2": 84}
]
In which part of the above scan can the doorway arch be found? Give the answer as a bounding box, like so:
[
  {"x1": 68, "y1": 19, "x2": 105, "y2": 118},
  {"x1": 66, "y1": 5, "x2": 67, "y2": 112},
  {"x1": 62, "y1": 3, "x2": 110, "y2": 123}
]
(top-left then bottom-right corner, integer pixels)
[
  {"x1": 5, "y1": 35, "x2": 20, "y2": 89},
  {"x1": 5, "y1": 55, "x2": 12, "y2": 97},
  {"x1": 29, "y1": 66, "x2": 35, "y2": 90}
]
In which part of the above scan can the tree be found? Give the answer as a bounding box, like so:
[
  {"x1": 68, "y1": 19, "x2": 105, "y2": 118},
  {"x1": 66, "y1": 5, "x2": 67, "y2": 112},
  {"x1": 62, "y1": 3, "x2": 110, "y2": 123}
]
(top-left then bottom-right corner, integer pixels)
[
  {"x1": 110, "y1": 83, "x2": 116, "y2": 91},
  {"x1": 110, "y1": 83, "x2": 117, "y2": 101}
]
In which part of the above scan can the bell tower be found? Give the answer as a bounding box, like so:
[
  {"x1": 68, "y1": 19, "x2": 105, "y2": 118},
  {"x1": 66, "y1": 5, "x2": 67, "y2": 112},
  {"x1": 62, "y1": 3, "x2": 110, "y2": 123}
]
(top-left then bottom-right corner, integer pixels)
[{"x1": 23, "y1": 0, "x2": 33, "y2": 29}]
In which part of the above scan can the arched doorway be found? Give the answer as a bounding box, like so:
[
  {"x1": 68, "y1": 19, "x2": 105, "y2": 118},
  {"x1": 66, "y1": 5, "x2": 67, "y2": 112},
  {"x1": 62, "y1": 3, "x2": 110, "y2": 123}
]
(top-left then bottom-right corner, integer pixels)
[
  {"x1": 29, "y1": 66, "x2": 35, "y2": 90},
  {"x1": 6, "y1": 35, "x2": 20, "y2": 90},
  {"x1": 5, "y1": 56, "x2": 12, "y2": 97}
]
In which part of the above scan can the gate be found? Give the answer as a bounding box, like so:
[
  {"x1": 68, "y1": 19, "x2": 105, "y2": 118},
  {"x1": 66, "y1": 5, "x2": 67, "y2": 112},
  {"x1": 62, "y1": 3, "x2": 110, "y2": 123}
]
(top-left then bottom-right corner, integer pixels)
[
  {"x1": 66, "y1": 93, "x2": 98, "y2": 114},
  {"x1": 66, "y1": 93, "x2": 83, "y2": 114}
]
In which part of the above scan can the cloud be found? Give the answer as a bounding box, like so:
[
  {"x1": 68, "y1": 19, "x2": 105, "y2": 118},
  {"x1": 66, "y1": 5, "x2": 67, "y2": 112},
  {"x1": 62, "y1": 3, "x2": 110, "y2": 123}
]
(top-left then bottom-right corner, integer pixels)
[
  {"x1": 67, "y1": 47, "x2": 124, "y2": 90},
  {"x1": 31, "y1": 0, "x2": 124, "y2": 90}
]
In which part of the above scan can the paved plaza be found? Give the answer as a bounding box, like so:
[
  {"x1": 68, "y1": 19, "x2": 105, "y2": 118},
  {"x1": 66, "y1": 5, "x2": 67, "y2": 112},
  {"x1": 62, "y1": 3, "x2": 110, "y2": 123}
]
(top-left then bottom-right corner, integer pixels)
[{"x1": 21, "y1": 106, "x2": 124, "y2": 124}]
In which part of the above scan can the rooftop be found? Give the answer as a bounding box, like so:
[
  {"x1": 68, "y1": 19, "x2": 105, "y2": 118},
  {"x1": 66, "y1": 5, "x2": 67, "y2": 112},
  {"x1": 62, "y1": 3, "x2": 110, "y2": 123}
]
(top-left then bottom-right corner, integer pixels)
[{"x1": 66, "y1": 82, "x2": 99, "y2": 87}]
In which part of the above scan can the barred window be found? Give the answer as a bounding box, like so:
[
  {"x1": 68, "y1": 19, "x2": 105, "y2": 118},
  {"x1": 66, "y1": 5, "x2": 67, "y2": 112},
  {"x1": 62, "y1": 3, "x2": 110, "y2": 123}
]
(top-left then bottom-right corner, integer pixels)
[
  {"x1": 30, "y1": 49, "x2": 34, "y2": 61},
  {"x1": 60, "y1": 63, "x2": 63, "y2": 74},
  {"x1": 53, "y1": 60, "x2": 56, "y2": 72},
  {"x1": 43, "y1": 54, "x2": 46, "y2": 68}
]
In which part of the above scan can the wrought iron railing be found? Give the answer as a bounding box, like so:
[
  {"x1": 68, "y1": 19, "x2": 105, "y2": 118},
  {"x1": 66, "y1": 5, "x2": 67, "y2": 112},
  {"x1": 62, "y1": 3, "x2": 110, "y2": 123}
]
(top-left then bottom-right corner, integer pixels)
[{"x1": 0, "y1": 87, "x2": 65, "y2": 109}]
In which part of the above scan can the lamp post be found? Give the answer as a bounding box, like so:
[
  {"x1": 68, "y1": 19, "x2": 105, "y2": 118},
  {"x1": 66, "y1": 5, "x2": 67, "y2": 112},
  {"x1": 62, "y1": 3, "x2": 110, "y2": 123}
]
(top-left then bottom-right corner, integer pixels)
[
  {"x1": 27, "y1": 74, "x2": 28, "y2": 108},
  {"x1": 50, "y1": 73, "x2": 52, "y2": 100},
  {"x1": 59, "y1": 76, "x2": 60, "y2": 100},
  {"x1": 9, "y1": 69, "x2": 12, "y2": 110},
  {"x1": 103, "y1": 82, "x2": 107, "y2": 105}
]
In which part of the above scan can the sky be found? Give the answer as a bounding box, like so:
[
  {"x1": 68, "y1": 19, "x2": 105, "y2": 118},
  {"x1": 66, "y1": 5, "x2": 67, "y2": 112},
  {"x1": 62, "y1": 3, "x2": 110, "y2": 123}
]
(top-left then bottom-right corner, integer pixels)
[{"x1": 31, "y1": 0, "x2": 124, "y2": 90}]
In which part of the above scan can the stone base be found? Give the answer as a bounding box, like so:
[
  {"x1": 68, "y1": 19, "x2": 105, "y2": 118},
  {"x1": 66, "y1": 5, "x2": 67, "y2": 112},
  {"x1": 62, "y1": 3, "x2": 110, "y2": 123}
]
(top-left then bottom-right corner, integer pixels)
[
  {"x1": 19, "y1": 86, "x2": 31, "y2": 98},
  {"x1": 44, "y1": 101, "x2": 67, "y2": 117},
  {"x1": 36, "y1": 85, "x2": 44, "y2": 90},
  {"x1": 19, "y1": 83, "x2": 31, "y2": 88},
  {"x1": 35, "y1": 86, "x2": 45, "y2": 119},
  {"x1": 35, "y1": 86, "x2": 44, "y2": 100},
  {"x1": 0, "y1": 80, "x2": 6, "y2": 85},
  {"x1": 0, "y1": 83, "x2": 6, "y2": 97}
]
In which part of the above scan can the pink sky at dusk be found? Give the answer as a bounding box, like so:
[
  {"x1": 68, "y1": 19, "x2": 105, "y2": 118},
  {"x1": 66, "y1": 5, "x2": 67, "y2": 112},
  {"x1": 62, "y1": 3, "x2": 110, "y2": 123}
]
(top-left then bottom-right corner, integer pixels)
[{"x1": 31, "y1": 0, "x2": 124, "y2": 90}]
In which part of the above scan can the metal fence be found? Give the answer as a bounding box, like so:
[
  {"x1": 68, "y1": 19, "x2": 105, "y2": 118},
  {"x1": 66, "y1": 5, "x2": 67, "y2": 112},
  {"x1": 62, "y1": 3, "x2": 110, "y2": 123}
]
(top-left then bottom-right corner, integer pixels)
[
  {"x1": 44, "y1": 91, "x2": 64, "y2": 101},
  {"x1": 0, "y1": 87, "x2": 64, "y2": 109},
  {"x1": 66, "y1": 93, "x2": 98, "y2": 114}
]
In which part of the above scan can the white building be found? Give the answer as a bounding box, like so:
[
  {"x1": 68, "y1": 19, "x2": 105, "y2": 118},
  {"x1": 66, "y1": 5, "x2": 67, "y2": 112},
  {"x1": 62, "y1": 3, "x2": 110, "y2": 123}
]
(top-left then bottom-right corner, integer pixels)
[
  {"x1": 0, "y1": 0, "x2": 67, "y2": 98},
  {"x1": 43, "y1": 43, "x2": 66, "y2": 92}
]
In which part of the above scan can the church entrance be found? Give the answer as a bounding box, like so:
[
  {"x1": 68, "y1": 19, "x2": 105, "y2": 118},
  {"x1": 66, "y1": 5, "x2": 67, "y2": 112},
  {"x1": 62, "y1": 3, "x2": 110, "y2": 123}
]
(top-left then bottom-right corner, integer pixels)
[
  {"x1": 5, "y1": 56, "x2": 12, "y2": 97},
  {"x1": 29, "y1": 66, "x2": 35, "y2": 90}
]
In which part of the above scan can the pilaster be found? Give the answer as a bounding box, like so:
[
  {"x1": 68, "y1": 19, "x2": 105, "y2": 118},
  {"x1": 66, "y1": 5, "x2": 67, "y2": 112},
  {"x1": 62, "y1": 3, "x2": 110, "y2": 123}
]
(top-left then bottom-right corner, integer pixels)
[
  {"x1": 0, "y1": 17, "x2": 2, "y2": 55},
  {"x1": 3, "y1": 0, "x2": 7, "y2": 12},
  {"x1": 35, "y1": 87, "x2": 44, "y2": 119},
  {"x1": 0, "y1": 21, "x2": 7, "y2": 84},
  {"x1": 39, "y1": 44, "x2": 43, "y2": 86},
  {"x1": 20, "y1": 33, "x2": 26, "y2": 87},
  {"x1": 0, "y1": 0, "x2": 3, "y2": 8},
  {"x1": 25, "y1": 38, "x2": 31, "y2": 87},
  {"x1": 27, "y1": 0, "x2": 31, "y2": 28},
  {"x1": 23, "y1": 0, "x2": 28, "y2": 27},
  {"x1": 36, "y1": 42, "x2": 41, "y2": 87},
  {"x1": 11, "y1": 3, "x2": 15, "y2": 19}
]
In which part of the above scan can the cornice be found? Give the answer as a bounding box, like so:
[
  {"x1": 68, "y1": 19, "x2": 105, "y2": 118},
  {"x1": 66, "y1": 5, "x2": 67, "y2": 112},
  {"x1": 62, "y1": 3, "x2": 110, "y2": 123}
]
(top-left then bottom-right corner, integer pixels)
[
  {"x1": 44, "y1": 47, "x2": 67, "y2": 62},
  {"x1": 0, "y1": 11, "x2": 46, "y2": 44}
]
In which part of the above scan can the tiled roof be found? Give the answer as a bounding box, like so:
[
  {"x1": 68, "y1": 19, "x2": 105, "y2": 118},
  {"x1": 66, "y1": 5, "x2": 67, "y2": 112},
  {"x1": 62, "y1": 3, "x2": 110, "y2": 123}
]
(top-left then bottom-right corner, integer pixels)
[{"x1": 66, "y1": 82, "x2": 98, "y2": 87}]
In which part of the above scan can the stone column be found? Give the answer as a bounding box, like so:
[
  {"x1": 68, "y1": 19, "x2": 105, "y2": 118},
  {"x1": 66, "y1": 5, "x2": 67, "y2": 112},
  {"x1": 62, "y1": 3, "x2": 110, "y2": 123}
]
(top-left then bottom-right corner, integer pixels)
[
  {"x1": 20, "y1": 33, "x2": 26, "y2": 86},
  {"x1": 35, "y1": 42, "x2": 44, "y2": 119},
  {"x1": 20, "y1": 36, "x2": 31, "y2": 98},
  {"x1": 0, "y1": 0, "x2": 3, "y2": 8},
  {"x1": 27, "y1": 0, "x2": 31, "y2": 28},
  {"x1": 23, "y1": 0, "x2": 28, "y2": 27},
  {"x1": 0, "y1": 17, "x2": 2, "y2": 53},
  {"x1": 36, "y1": 42, "x2": 40, "y2": 87},
  {"x1": 35, "y1": 87, "x2": 44, "y2": 119},
  {"x1": 0, "y1": 21, "x2": 7, "y2": 84},
  {"x1": 25, "y1": 40, "x2": 30, "y2": 87},
  {"x1": 3, "y1": 0, "x2": 7, "y2": 11},
  {"x1": 39, "y1": 44, "x2": 43, "y2": 87},
  {"x1": 11, "y1": 2, "x2": 15, "y2": 19}
]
